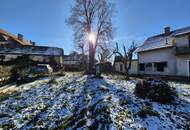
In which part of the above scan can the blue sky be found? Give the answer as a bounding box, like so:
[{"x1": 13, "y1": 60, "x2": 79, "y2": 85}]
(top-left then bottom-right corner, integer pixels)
[{"x1": 0, "y1": 0, "x2": 190, "y2": 55}]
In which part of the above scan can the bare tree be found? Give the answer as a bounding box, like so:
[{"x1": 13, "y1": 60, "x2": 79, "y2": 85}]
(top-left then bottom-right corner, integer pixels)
[
  {"x1": 67, "y1": 0, "x2": 114, "y2": 73},
  {"x1": 113, "y1": 42, "x2": 137, "y2": 79},
  {"x1": 97, "y1": 43, "x2": 113, "y2": 63}
]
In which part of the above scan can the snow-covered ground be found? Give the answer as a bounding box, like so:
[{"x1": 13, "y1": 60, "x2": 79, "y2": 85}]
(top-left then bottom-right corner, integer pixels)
[{"x1": 0, "y1": 73, "x2": 190, "y2": 130}]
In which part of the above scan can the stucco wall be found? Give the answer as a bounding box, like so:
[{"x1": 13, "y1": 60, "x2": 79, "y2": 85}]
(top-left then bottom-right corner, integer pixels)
[
  {"x1": 138, "y1": 47, "x2": 176, "y2": 75},
  {"x1": 176, "y1": 55, "x2": 190, "y2": 76}
]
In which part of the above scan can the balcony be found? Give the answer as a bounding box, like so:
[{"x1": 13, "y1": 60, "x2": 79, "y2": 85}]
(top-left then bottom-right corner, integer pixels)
[{"x1": 176, "y1": 46, "x2": 190, "y2": 55}]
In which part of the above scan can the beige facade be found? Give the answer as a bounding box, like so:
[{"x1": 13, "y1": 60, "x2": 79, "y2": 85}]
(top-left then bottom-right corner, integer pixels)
[{"x1": 114, "y1": 60, "x2": 138, "y2": 75}]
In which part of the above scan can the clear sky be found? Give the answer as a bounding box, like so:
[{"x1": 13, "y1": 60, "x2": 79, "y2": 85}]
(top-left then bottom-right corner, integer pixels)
[{"x1": 0, "y1": 0, "x2": 190, "y2": 55}]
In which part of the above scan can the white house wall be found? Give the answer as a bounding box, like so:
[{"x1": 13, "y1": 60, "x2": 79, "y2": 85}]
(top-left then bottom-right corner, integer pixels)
[
  {"x1": 176, "y1": 55, "x2": 190, "y2": 76},
  {"x1": 138, "y1": 47, "x2": 176, "y2": 75}
]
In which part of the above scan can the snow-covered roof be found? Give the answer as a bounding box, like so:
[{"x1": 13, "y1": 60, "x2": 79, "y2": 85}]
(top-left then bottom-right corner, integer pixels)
[
  {"x1": 0, "y1": 45, "x2": 63, "y2": 56},
  {"x1": 137, "y1": 26, "x2": 190, "y2": 52}
]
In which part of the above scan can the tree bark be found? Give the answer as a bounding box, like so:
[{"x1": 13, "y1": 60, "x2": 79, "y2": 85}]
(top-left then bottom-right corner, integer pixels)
[{"x1": 88, "y1": 42, "x2": 95, "y2": 74}]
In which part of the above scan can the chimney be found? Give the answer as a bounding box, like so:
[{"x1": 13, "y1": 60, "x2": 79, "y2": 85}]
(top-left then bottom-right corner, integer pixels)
[
  {"x1": 32, "y1": 42, "x2": 35, "y2": 46},
  {"x1": 164, "y1": 27, "x2": 171, "y2": 36},
  {"x1": 30, "y1": 40, "x2": 35, "y2": 46},
  {"x1": 17, "y1": 33, "x2": 23, "y2": 41}
]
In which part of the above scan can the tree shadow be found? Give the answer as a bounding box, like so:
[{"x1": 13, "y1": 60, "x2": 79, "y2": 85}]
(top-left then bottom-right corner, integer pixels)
[{"x1": 59, "y1": 75, "x2": 137, "y2": 129}]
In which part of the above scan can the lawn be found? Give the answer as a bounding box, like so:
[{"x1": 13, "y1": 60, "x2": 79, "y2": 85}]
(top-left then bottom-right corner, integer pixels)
[{"x1": 0, "y1": 73, "x2": 190, "y2": 129}]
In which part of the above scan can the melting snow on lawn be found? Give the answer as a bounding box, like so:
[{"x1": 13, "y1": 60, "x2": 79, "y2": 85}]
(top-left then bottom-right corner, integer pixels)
[{"x1": 0, "y1": 73, "x2": 190, "y2": 129}]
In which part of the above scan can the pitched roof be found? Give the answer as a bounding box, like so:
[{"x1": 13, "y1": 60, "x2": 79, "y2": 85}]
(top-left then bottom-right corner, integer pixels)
[
  {"x1": 136, "y1": 26, "x2": 190, "y2": 52},
  {"x1": 0, "y1": 29, "x2": 32, "y2": 46}
]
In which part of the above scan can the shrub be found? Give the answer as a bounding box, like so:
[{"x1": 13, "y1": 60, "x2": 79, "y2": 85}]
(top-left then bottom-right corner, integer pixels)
[
  {"x1": 10, "y1": 55, "x2": 35, "y2": 81},
  {"x1": 134, "y1": 79, "x2": 177, "y2": 104}
]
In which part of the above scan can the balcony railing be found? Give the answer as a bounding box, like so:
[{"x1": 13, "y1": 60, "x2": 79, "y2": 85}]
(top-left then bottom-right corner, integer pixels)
[{"x1": 176, "y1": 46, "x2": 190, "y2": 55}]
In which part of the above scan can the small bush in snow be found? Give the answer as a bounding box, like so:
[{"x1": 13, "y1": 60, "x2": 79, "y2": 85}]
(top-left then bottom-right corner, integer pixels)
[{"x1": 134, "y1": 79, "x2": 177, "y2": 104}]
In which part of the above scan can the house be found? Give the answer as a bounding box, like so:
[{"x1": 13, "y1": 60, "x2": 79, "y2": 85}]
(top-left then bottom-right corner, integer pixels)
[
  {"x1": 0, "y1": 29, "x2": 64, "y2": 69},
  {"x1": 113, "y1": 55, "x2": 138, "y2": 75},
  {"x1": 136, "y1": 26, "x2": 190, "y2": 77},
  {"x1": 63, "y1": 52, "x2": 88, "y2": 71}
]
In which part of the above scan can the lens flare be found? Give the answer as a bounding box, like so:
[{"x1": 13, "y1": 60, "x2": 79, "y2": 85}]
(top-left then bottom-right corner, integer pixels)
[{"x1": 88, "y1": 32, "x2": 96, "y2": 44}]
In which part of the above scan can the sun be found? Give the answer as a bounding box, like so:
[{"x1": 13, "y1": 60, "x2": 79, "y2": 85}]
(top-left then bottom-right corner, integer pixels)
[{"x1": 88, "y1": 32, "x2": 96, "y2": 44}]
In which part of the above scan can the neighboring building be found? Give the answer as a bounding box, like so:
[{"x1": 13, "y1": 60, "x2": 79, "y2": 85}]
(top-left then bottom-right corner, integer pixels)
[
  {"x1": 95, "y1": 62, "x2": 113, "y2": 73},
  {"x1": 63, "y1": 52, "x2": 88, "y2": 71},
  {"x1": 113, "y1": 55, "x2": 138, "y2": 75},
  {"x1": 0, "y1": 29, "x2": 64, "y2": 69},
  {"x1": 136, "y1": 26, "x2": 190, "y2": 77}
]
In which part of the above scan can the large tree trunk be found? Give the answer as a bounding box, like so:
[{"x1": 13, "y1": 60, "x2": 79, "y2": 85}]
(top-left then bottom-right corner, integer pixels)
[
  {"x1": 88, "y1": 42, "x2": 95, "y2": 74},
  {"x1": 124, "y1": 61, "x2": 130, "y2": 80}
]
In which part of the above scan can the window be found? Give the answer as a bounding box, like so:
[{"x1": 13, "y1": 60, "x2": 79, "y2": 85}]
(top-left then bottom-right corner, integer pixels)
[
  {"x1": 145, "y1": 63, "x2": 152, "y2": 71},
  {"x1": 154, "y1": 62, "x2": 167, "y2": 72},
  {"x1": 139, "y1": 64, "x2": 145, "y2": 71}
]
